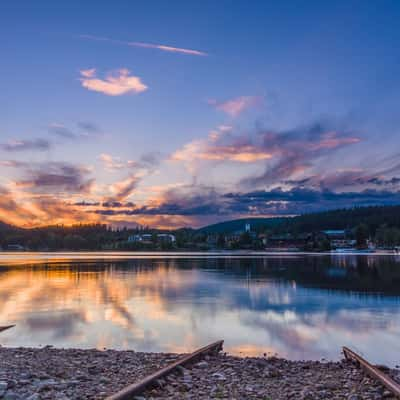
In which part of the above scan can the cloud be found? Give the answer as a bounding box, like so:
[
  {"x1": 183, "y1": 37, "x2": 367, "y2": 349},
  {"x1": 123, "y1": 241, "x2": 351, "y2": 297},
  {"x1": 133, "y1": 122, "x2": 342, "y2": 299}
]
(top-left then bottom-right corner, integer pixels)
[
  {"x1": 48, "y1": 122, "x2": 100, "y2": 139},
  {"x1": 77, "y1": 121, "x2": 100, "y2": 133},
  {"x1": 0, "y1": 138, "x2": 51, "y2": 152},
  {"x1": 222, "y1": 187, "x2": 400, "y2": 215},
  {"x1": 241, "y1": 122, "x2": 361, "y2": 187},
  {"x1": 79, "y1": 34, "x2": 207, "y2": 56},
  {"x1": 99, "y1": 152, "x2": 161, "y2": 172},
  {"x1": 79, "y1": 68, "x2": 148, "y2": 96},
  {"x1": 208, "y1": 96, "x2": 263, "y2": 117},
  {"x1": 48, "y1": 123, "x2": 76, "y2": 139},
  {"x1": 284, "y1": 170, "x2": 400, "y2": 192},
  {"x1": 85, "y1": 184, "x2": 400, "y2": 223},
  {"x1": 109, "y1": 174, "x2": 140, "y2": 201},
  {"x1": 171, "y1": 126, "x2": 272, "y2": 163},
  {"x1": 99, "y1": 153, "x2": 137, "y2": 171},
  {"x1": 171, "y1": 121, "x2": 360, "y2": 174},
  {"x1": 0, "y1": 160, "x2": 27, "y2": 168},
  {"x1": 16, "y1": 162, "x2": 94, "y2": 194},
  {"x1": 0, "y1": 185, "x2": 36, "y2": 225}
]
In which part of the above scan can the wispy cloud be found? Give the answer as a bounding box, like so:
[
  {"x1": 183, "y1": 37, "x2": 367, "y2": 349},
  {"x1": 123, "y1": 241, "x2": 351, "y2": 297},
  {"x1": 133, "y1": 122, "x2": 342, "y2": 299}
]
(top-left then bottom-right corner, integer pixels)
[
  {"x1": 171, "y1": 126, "x2": 272, "y2": 163},
  {"x1": 48, "y1": 123, "x2": 76, "y2": 139},
  {"x1": 208, "y1": 96, "x2": 263, "y2": 117},
  {"x1": 99, "y1": 152, "x2": 161, "y2": 172},
  {"x1": 109, "y1": 174, "x2": 140, "y2": 201},
  {"x1": 0, "y1": 138, "x2": 51, "y2": 152},
  {"x1": 79, "y1": 34, "x2": 207, "y2": 56},
  {"x1": 48, "y1": 122, "x2": 100, "y2": 140},
  {"x1": 99, "y1": 153, "x2": 137, "y2": 171},
  {"x1": 79, "y1": 68, "x2": 148, "y2": 96}
]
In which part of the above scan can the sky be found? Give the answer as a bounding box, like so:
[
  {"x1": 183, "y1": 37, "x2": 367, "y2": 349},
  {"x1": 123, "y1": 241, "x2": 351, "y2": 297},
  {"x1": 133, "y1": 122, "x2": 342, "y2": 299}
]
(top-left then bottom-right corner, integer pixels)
[{"x1": 1, "y1": 0, "x2": 400, "y2": 228}]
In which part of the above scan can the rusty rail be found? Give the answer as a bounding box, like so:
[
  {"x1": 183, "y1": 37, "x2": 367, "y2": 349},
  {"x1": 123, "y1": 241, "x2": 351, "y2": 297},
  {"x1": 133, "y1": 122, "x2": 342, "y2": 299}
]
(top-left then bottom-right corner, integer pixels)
[
  {"x1": 343, "y1": 346, "x2": 400, "y2": 398},
  {"x1": 106, "y1": 340, "x2": 224, "y2": 400},
  {"x1": 0, "y1": 325, "x2": 15, "y2": 333}
]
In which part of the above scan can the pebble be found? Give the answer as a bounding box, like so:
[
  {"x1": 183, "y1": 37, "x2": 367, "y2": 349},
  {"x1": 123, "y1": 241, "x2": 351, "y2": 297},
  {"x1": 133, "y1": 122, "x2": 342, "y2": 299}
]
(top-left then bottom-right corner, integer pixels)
[{"x1": 0, "y1": 347, "x2": 397, "y2": 400}]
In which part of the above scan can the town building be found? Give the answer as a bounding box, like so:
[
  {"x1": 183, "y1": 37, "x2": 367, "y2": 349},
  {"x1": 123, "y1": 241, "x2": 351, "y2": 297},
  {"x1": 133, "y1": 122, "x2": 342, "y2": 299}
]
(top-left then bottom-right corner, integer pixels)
[{"x1": 319, "y1": 230, "x2": 356, "y2": 249}]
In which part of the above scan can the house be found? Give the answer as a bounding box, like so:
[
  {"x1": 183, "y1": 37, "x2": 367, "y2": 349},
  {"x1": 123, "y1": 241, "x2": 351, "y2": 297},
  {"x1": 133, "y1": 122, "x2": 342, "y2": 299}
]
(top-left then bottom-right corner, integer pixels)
[
  {"x1": 128, "y1": 233, "x2": 153, "y2": 243},
  {"x1": 319, "y1": 230, "x2": 356, "y2": 249},
  {"x1": 127, "y1": 233, "x2": 176, "y2": 244},
  {"x1": 227, "y1": 223, "x2": 257, "y2": 242},
  {"x1": 156, "y1": 234, "x2": 176, "y2": 244}
]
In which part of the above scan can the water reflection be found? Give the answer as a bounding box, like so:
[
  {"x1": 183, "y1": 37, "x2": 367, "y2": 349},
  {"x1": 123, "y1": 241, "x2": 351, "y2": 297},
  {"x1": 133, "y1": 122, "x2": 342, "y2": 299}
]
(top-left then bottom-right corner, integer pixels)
[{"x1": 0, "y1": 255, "x2": 400, "y2": 366}]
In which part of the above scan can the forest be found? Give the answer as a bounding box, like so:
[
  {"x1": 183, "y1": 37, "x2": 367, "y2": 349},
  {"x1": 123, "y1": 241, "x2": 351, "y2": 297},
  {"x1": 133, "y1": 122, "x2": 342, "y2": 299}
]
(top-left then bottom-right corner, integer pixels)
[{"x1": 1, "y1": 205, "x2": 400, "y2": 250}]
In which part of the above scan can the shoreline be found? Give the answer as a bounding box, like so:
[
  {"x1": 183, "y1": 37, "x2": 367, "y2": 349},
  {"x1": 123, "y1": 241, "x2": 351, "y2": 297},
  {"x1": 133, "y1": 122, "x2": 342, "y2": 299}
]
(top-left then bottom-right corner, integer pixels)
[{"x1": 0, "y1": 346, "x2": 399, "y2": 399}]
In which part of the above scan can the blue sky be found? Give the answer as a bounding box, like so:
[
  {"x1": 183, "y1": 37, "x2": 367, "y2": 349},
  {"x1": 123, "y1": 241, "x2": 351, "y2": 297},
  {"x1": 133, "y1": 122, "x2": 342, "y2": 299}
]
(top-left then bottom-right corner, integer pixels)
[{"x1": 1, "y1": 1, "x2": 400, "y2": 228}]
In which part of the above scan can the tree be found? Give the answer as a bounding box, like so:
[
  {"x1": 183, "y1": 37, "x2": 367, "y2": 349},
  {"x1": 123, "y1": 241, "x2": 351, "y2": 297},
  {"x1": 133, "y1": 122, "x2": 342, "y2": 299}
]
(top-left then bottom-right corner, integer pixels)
[
  {"x1": 355, "y1": 223, "x2": 369, "y2": 248},
  {"x1": 216, "y1": 234, "x2": 226, "y2": 248}
]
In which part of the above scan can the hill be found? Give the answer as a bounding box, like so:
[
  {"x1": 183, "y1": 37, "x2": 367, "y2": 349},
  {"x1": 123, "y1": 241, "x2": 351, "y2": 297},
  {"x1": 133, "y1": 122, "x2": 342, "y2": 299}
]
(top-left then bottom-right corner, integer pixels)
[
  {"x1": 0, "y1": 221, "x2": 17, "y2": 232},
  {"x1": 197, "y1": 217, "x2": 286, "y2": 234},
  {"x1": 277, "y1": 205, "x2": 400, "y2": 235},
  {"x1": 198, "y1": 205, "x2": 400, "y2": 236}
]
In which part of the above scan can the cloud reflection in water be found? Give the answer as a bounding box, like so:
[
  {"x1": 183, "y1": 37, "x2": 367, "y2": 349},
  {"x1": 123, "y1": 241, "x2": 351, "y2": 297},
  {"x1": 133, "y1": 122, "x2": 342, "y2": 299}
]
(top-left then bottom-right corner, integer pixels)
[{"x1": 0, "y1": 255, "x2": 399, "y2": 366}]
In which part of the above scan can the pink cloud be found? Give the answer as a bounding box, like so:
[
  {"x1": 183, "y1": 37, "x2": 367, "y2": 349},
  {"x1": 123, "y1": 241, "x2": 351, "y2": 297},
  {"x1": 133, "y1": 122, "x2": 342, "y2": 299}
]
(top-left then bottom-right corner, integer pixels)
[
  {"x1": 171, "y1": 127, "x2": 272, "y2": 163},
  {"x1": 79, "y1": 68, "x2": 148, "y2": 96},
  {"x1": 99, "y1": 153, "x2": 138, "y2": 171},
  {"x1": 209, "y1": 96, "x2": 263, "y2": 117}
]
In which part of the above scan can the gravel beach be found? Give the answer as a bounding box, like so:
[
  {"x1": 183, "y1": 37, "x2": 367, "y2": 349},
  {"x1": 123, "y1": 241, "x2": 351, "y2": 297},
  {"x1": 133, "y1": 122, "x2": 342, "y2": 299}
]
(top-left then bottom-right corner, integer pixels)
[{"x1": 0, "y1": 346, "x2": 399, "y2": 400}]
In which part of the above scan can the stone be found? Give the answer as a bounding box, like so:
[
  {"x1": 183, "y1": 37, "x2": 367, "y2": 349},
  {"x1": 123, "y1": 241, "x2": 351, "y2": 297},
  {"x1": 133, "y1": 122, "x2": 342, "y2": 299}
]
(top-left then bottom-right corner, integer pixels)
[{"x1": 195, "y1": 361, "x2": 209, "y2": 369}]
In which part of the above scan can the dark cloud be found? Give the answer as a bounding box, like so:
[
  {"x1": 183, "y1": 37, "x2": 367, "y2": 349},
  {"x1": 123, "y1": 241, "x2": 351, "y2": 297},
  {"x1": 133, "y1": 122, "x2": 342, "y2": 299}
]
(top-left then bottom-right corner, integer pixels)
[
  {"x1": 1, "y1": 138, "x2": 51, "y2": 152},
  {"x1": 88, "y1": 186, "x2": 400, "y2": 218},
  {"x1": 283, "y1": 171, "x2": 400, "y2": 191},
  {"x1": 138, "y1": 151, "x2": 162, "y2": 168},
  {"x1": 48, "y1": 124, "x2": 76, "y2": 139},
  {"x1": 77, "y1": 121, "x2": 100, "y2": 133},
  {"x1": 242, "y1": 122, "x2": 360, "y2": 187},
  {"x1": 17, "y1": 162, "x2": 94, "y2": 194},
  {"x1": 48, "y1": 122, "x2": 100, "y2": 139},
  {"x1": 74, "y1": 201, "x2": 100, "y2": 206},
  {"x1": 102, "y1": 201, "x2": 135, "y2": 208}
]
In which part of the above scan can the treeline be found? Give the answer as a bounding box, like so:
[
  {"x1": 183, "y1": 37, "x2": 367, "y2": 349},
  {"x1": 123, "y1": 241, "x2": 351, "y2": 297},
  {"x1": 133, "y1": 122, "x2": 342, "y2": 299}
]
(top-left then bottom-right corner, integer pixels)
[
  {"x1": 0, "y1": 224, "x2": 180, "y2": 251},
  {"x1": 272, "y1": 205, "x2": 400, "y2": 248},
  {"x1": 276, "y1": 205, "x2": 400, "y2": 235},
  {"x1": 1, "y1": 204, "x2": 400, "y2": 250}
]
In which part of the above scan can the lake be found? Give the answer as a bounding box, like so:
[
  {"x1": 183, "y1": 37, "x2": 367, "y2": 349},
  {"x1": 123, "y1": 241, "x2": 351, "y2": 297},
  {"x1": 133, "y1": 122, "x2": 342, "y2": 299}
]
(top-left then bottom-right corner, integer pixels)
[{"x1": 0, "y1": 252, "x2": 400, "y2": 366}]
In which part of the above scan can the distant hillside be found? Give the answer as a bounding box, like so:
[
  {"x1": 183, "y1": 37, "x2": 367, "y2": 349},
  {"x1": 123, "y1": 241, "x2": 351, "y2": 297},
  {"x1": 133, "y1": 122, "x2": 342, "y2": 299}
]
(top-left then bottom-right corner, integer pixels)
[
  {"x1": 0, "y1": 221, "x2": 17, "y2": 232},
  {"x1": 197, "y1": 205, "x2": 400, "y2": 235},
  {"x1": 277, "y1": 205, "x2": 400, "y2": 234},
  {"x1": 197, "y1": 217, "x2": 286, "y2": 234}
]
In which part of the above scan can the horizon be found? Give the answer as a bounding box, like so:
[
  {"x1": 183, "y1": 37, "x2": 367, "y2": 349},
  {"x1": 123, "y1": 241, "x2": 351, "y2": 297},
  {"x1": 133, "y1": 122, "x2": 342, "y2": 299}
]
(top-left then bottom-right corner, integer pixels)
[
  {"x1": 3, "y1": 203, "x2": 399, "y2": 231},
  {"x1": 2, "y1": 1, "x2": 400, "y2": 229}
]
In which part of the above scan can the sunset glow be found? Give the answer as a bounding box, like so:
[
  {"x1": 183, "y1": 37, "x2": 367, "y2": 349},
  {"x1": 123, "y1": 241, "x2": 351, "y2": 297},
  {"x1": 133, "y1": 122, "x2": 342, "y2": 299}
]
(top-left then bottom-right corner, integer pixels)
[{"x1": 2, "y1": 2, "x2": 400, "y2": 229}]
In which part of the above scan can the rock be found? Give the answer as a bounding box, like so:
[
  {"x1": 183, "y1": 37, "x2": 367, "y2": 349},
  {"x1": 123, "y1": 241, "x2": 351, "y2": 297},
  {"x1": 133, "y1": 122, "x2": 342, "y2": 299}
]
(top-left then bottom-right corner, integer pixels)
[
  {"x1": 195, "y1": 361, "x2": 209, "y2": 369},
  {"x1": 0, "y1": 381, "x2": 8, "y2": 396},
  {"x1": 3, "y1": 392, "x2": 22, "y2": 400},
  {"x1": 0, "y1": 346, "x2": 397, "y2": 400},
  {"x1": 348, "y1": 395, "x2": 361, "y2": 400},
  {"x1": 26, "y1": 394, "x2": 40, "y2": 400}
]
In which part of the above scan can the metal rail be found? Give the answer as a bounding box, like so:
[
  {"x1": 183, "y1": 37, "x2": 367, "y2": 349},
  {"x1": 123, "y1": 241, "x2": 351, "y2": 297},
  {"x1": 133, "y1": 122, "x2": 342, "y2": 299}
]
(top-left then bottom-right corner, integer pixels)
[
  {"x1": 343, "y1": 346, "x2": 400, "y2": 398},
  {"x1": 0, "y1": 325, "x2": 15, "y2": 333},
  {"x1": 106, "y1": 340, "x2": 224, "y2": 400}
]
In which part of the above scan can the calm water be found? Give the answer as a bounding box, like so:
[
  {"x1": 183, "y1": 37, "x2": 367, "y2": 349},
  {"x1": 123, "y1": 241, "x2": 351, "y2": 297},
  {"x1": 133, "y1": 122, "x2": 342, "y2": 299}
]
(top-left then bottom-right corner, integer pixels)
[{"x1": 0, "y1": 252, "x2": 400, "y2": 366}]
